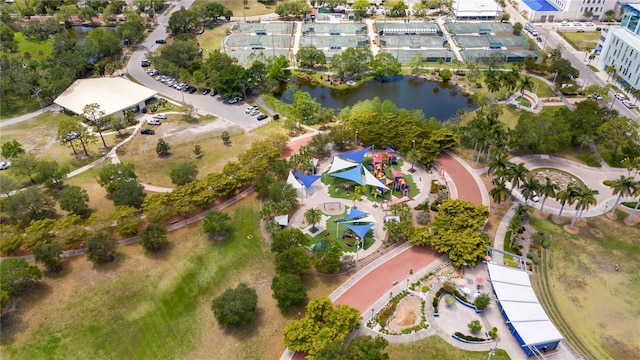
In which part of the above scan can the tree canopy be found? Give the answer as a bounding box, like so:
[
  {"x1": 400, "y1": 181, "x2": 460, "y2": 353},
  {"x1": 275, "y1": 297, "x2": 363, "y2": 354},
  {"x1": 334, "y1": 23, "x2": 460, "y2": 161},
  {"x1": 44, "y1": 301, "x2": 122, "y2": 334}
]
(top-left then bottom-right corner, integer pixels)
[{"x1": 211, "y1": 283, "x2": 259, "y2": 328}]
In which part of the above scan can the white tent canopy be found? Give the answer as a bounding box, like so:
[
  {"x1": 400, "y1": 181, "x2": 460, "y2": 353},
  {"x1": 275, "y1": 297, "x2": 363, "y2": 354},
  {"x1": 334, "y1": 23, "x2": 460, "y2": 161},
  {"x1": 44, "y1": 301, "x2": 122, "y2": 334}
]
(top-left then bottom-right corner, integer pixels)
[
  {"x1": 328, "y1": 156, "x2": 358, "y2": 174},
  {"x1": 287, "y1": 171, "x2": 304, "y2": 189},
  {"x1": 274, "y1": 215, "x2": 289, "y2": 226},
  {"x1": 363, "y1": 167, "x2": 389, "y2": 190}
]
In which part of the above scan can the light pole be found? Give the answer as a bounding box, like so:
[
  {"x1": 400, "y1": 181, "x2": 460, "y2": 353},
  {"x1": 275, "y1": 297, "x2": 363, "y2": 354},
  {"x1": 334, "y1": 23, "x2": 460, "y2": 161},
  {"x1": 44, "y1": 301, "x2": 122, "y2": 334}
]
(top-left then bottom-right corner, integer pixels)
[
  {"x1": 412, "y1": 139, "x2": 415, "y2": 149},
  {"x1": 355, "y1": 130, "x2": 358, "y2": 146},
  {"x1": 371, "y1": 308, "x2": 374, "y2": 319},
  {"x1": 487, "y1": 338, "x2": 500, "y2": 360},
  {"x1": 406, "y1": 278, "x2": 410, "y2": 289}
]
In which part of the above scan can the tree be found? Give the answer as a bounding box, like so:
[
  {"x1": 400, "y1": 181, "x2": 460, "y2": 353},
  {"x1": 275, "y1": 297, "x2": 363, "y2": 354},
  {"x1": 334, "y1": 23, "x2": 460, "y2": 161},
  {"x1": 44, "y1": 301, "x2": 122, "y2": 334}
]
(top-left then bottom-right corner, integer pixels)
[
  {"x1": 193, "y1": 144, "x2": 203, "y2": 158},
  {"x1": 490, "y1": 179, "x2": 510, "y2": 213},
  {"x1": 86, "y1": 232, "x2": 117, "y2": 264},
  {"x1": 271, "y1": 273, "x2": 307, "y2": 311},
  {"x1": 170, "y1": 161, "x2": 198, "y2": 186},
  {"x1": 12, "y1": 153, "x2": 39, "y2": 184},
  {"x1": 292, "y1": 91, "x2": 321, "y2": 125},
  {"x1": 203, "y1": 211, "x2": 231, "y2": 240},
  {"x1": 384, "y1": 219, "x2": 414, "y2": 242},
  {"x1": 110, "y1": 205, "x2": 143, "y2": 237},
  {"x1": 296, "y1": 45, "x2": 327, "y2": 69},
  {"x1": 140, "y1": 223, "x2": 168, "y2": 252},
  {"x1": 371, "y1": 52, "x2": 401, "y2": 80},
  {"x1": 304, "y1": 207, "x2": 322, "y2": 232},
  {"x1": 32, "y1": 242, "x2": 63, "y2": 272},
  {"x1": 97, "y1": 163, "x2": 137, "y2": 194},
  {"x1": 211, "y1": 283, "x2": 258, "y2": 328},
  {"x1": 0, "y1": 174, "x2": 21, "y2": 198},
  {"x1": 83, "y1": 28, "x2": 121, "y2": 62},
  {"x1": 538, "y1": 177, "x2": 559, "y2": 214},
  {"x1": 597, "y1": 117, "x2": 639, "y2": 158},
  {"x1": 118, "y1": 14, "x2": 145, "y2": 45},
  {"x1": 112, "y1": 179, "x2": 146, "y2": 208},
  {"x1": 1, "y1": 140, "x2": 25, "y2": 159},
  {"x1": 212, "y1": 64, "x2": 249, "y2": 99},
  {"x1": 556, "y1": 183, "x2": 579, "y2": 217},
  {"x1": 570, "y1": 186, "x2": 598, "y2": 229},
  {"x1": 276, "y1": 247, "x2": 312, "y2": 276},
  {"x1": 58, "y1": 116, "x2": 94, "y2": 156},
  {"x1": 513, "y1": 22, "x2": 523, "y2": 35},
  {"x1": 4, "y1": 187, "x2": 55, "y2": 225},
  {"x1": 271, "y1": 228, "x2": 309, "y2": 253},
  {"x1": 520, "y1": 176, "x2": 541, "y2": 203},
  {"x1": 312, "y1": 240, "x2": 343, "y2": 274},
  {"x1": 474, "y1": 292, "x2": 491, "y2": 310},
  {"x1": 220, "y1": 131, "x2": 230, "y2": 143},
  {"x1": 167, "y1": 6, "x2": 199, "y2": 34},
  {"x1": 519, "y1": 75, "x2": 534, "y2": 98},
  {"x1": 341, "y1": 336, "x2": 389, "y2": 360},
  {"x1": 283, "y1": 297, "x2": 361, "y2": 358},
  {"x1": 200, "y1": 1, "x2": 226, "y2": 23},
  {"x1": 0, "y1": 258, "x2": 42, "y2": 311},
  {"x1": 468, "y1": 319, "x2": 482, "y2": 333},
  {"x1": 156, "y1": 139, "x2": 171, "y2": 157},
  {"x1": 551, "y1": 58, "x2": 579, "y2": 83},
  {"x1": 607, "y1": 175, "x2": 637, "y2": 217},
  {"x1": 504, "y1": 162, "x2": 529, "y2": 202},
  {"x1": 59, "y1": 185, "x2": 90, "y2": 217},
  {"x1": 34, "y1": 160, "x2": 68, "y2": 189}
]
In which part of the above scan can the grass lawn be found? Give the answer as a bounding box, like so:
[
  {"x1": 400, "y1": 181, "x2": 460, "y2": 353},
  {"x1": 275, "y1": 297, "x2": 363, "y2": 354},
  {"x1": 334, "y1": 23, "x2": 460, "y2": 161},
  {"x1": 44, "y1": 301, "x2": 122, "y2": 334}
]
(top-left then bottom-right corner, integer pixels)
[
  {"x1": 64, "y1": 167, "x2": 116, "y2": 219},
  {"x1": 559, "y1": 32, "x2": 601, "y2": 51},
  {"x1": 387, "y1": 335, "x2": 510, "y2": 360},
  {"x1": 197, "y1": 24, "x2": 230, "y2": 56},
  {"x1": 589, "y1": 65, "x2": 599, "y2": 72},
  {"x1": 193, "y1": 0, "x2": 277, "y2": 17},
  {"x1": 118, "y1": 120, "x2": 288, "y2": 188},
  {"x1": 0, "y1": 195, "x2": 345, "y2": 360},
  {"x1": 515, "y1": 96, "x2": 531, "y2": 108},
  {"x1": 12, "y1": 32, "x2": 53, "y2": 60},
  {"x1": 529, "y1": 213, "x2": 640, "y2": 360},
  {"x1": 306, "y1": 208, "x2": 376, "y2": 253},
  {"x1": 528, "y1": 77, "x2": 556, "y2": 98}
]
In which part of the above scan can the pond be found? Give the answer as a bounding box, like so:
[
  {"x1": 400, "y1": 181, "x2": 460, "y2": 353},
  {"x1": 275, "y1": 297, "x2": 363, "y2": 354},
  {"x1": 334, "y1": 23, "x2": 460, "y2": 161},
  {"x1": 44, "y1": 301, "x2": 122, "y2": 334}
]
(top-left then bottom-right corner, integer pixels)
[{"x1": 278, "y1": 75, "x2": 477, "y2": 122}]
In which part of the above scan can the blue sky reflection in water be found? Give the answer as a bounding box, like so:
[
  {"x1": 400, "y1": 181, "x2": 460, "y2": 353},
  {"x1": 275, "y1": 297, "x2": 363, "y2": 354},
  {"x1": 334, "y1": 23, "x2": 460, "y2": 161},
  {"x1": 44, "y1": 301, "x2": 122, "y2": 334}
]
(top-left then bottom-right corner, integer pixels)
[{"x1": 279, "y1": 75, "x2": 477, "y2": 121}]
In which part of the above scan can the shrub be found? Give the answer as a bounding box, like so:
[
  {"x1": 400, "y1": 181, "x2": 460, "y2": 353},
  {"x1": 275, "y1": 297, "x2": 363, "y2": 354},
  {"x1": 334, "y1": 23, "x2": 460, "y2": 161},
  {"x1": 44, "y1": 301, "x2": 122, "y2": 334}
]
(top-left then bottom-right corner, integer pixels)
[
  {"x1": 445, "y1": 294, "x2": 455, "y2": 306},
  {"x1": 430, "y1": 200, "x2": 441, "y2": 212},
  {"x1": 454, "y1": 332, "x2": 487, "y2": 342},
  {"x1": 527, "y1": 251, "x2": 540, "y2": 265},
  {"x1": 430, "y1": 180, "x2": 439, "y2": 194},
  {"x1": 211, "y1": 283, "x2": 258, "y2": 328},
  {"x1": 468, "y1": 319, "x2": 482, "y2": 333},
  {"x1": 416, "y1": 210, "x2": 431, "y2": 225},
  {"x1": 140, "y1": 223, "x2": 168, "y2": 252},
  {"x1": 531, "y1": 231, "x2": 545, "y2": 244},
  {"x1": 488, "y1": 327, "x2": 498, "y2": 339},
  {"x1": 421, "y1": 285, "x2": 430, "y2": 293},
  {"x1": 474, "y1": 292, "x2": 491, "y2": 310},
  {"x1": 87, "y1": 232, "x2": 117, "y2": 264}
]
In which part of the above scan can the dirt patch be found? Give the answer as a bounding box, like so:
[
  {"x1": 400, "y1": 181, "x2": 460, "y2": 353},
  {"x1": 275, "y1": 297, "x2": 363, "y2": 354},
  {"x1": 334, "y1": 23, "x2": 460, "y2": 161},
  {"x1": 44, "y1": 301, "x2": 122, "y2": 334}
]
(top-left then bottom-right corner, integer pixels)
[
  {"x1": 387, "y1": 295, "x2": 422, "y2": 332},
  {"x1": 533, "y1": 169, "x2": 579, "y2": 191}
]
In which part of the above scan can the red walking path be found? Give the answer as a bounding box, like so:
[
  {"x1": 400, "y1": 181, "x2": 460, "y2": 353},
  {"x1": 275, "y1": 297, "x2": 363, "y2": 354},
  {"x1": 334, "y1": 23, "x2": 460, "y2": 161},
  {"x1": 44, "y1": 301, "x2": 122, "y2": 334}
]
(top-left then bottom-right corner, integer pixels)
[{"x1": 290, "y1": 151, "x2": 483, "y2": 359}]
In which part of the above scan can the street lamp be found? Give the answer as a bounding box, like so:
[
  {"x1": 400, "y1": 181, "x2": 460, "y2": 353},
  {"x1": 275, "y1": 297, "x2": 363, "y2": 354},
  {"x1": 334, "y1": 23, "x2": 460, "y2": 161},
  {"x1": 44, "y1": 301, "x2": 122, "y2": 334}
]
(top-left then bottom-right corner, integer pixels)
[
  {"x1": 355, "y1": 130, "x2": 358, "y2": 146},
  {"x1": 412, "y1": 139, "x2": 415, "y2": 149},
  {"x1": 406, "y1": 279, "x2": 410, "y2": 289},
  {"x1": 371, "y1": 308, "x2": 374, "y2": 319},
  {"x1": 487, "y1": 338, "x2": 500, "y2": 360}
]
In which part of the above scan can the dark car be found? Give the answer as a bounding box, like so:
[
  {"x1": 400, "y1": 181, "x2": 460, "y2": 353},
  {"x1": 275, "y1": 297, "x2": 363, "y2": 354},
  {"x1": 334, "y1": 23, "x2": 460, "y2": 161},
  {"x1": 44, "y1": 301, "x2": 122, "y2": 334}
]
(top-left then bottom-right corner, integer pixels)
[
  {"x1": 210, "y1": 89, "x2": 219, "y2": 96},
  {"x1": 155, "y1": 39, "x2": 166, "y2": 44},
  {"x1": 141, "y1": 60, "x2": 151, "y2": 67},
  {"x1": 257, "y1": 114, "x2": 268, "y2": 121},
  {"x1": 536, "y1": 36, "x2": 542, "y2": 42},
  {"x1": 188, "y1": 87, "x2": 197, "y2": 94},
  {"x1": 201, "y1": 88, "x2": 210, "y2": 95},
  {"x1": 141, "y1": 128, "x2": 155, "y2": 135}
]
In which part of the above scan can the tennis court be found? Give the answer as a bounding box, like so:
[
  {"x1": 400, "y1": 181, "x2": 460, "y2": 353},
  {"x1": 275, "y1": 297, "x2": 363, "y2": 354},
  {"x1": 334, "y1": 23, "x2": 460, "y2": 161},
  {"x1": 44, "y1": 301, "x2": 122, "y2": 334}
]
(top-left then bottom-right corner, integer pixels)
[
  {"x1": 375, "y1": 22, "x2": 441, "y2": 34},
  {"x1": 302, "y1": 23, "x2": 367, "y2": 35},
  {"x1": 446, "y1": 22, "x2": 514, "y2": 35},
  {"x1": 392, "y1": 49, "x2": 454, "y2": 63},
  {"x1": 225, "y1": 34, "x2": 292, "y2": 49},
  {"x1": 454, "y1": 35, "x2": 527, "y2": 48},
  {"x1": 301, "y1": 35, "x2": 368, "y2": 49},
  {"x1": 462, "y1": 49, "x2": 538, "y2": 63},
  {"x1": 225, "y1": 49, "x2": 291, "y2": 64},
  {"x1": 234, "y1": 22, "x2": 294, "y2": 35},
  {"x1": 379, "y1": 34, "x2": 444, "y2": 48}
]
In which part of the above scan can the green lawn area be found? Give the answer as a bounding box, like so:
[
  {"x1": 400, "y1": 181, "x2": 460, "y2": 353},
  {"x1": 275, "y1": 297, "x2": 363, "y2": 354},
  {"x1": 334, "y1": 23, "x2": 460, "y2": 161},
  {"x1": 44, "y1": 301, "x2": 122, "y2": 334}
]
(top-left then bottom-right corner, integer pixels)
[
  {"x1": 559, "y1": 31, "x2": 601, "y2": 51},
  {"x1": 528, "y1": 77, "x2": 556, "y2": 98},
  {"x1": 306, "y1": 208, "x2": 376, "y2": 253},
  {"x1": 193, "y1": 0, "x2": 277, "y2": 17},
  {"x1": 197, "y1": 24, "x2": 230, "y2": 57},
  {"x1": 387, "y1": 335, "x2": 510, "y2": 360},
  {"x1": 0, "y1": 195, "x2": 345, "y2": 360},
  {"x1": 528, "y1": 213, "x2": 640, "y2": 360},
  {"x1": 515, "y1": 96, "x2": 531, "y2": 108},
  {"x1": 12, "y1": 32, "x2": 53, "y2": 60}
]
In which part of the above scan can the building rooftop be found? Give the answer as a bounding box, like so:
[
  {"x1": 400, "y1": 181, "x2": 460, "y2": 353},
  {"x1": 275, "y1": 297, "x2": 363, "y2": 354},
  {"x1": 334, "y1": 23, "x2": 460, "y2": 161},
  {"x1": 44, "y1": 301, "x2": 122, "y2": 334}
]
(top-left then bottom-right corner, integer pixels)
[{"x1": 522, "y1": 0, "x2": 558, "y2": 11}]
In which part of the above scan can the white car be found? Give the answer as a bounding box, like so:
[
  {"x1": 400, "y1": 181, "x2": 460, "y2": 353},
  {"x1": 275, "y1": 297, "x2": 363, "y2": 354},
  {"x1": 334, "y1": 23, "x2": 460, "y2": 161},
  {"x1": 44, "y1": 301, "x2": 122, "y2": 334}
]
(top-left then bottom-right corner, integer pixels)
[
  {"x1": 622, "y1": 100, "x2": 636, "y2": 109},
  {"x1": 0, "y1": 161, "x2": 11, "y2": 170},
  {"x1": 245, "y1": 105, "x2": 258, "y2": 114},
  {"x1": 614, "y1": 93, "x2": 626, "y2": 101},
  {"x1": 560, "y1": 21, "x2": 569, "y2": 27},
  {"x1": 147, "y1": 119, "x2": 162, "y2": 125},
  {"x1": 585, "y1": 22, "x2": 595, "y2": 26},
  {"x1": 154, "y1": 114, "x2": 167, "y2": 119},
  {"x1": 249, "y1": 109, "x2": 259, "y2": 116},
  {"x1": 532, "y1": 191, "x2": 540, "y2": 202}
]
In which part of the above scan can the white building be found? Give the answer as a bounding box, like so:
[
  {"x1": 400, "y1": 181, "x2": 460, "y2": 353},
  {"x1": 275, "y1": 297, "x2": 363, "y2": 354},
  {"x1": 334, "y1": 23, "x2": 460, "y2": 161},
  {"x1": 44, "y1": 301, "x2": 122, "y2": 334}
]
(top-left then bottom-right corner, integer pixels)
[
  {"x1": 597, "y1": 3, "x2": 640, "y2": 91},
  {"x1": 517, "y1": 0, "x2": 616, "y2": 22},
  {"x1": 452, "y1": 0, "x2": 503, "y2": 21},
  {"x1": 54, "y1": 77, "x2": 157, "y2": 119}
]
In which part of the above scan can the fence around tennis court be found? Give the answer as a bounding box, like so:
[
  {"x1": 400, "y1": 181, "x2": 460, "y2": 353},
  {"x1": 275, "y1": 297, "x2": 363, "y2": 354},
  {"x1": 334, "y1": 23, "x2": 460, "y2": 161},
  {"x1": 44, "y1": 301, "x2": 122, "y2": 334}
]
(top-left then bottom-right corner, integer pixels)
[
  {"x1": 446, "y1": 22, "x2": 514, "y2": 35},
  {"x1": 225, "y1": 34, "x2": 292, "y2": 49},
  {"x1": 454, "y1": 35, "x2": 528, "y2": 48},
  {"x1": 224, "y1": 49, "x2": 291, "y2": 64},
  {"x1": 234, "y1": 22, "x2": 294, "y2": 34}
]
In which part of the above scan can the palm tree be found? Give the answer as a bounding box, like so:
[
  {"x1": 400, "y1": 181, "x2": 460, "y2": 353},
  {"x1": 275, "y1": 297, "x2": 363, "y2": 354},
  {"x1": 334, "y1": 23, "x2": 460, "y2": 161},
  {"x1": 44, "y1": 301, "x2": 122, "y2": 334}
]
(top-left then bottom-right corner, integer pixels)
[
  {"x1": 407, "y1": 148, "x2": 420, "y2": 172},
  {"x1": 487, "y1": 152, "x2": 509, "y2": 177},
  {"x1": 519, "y1": 75, "x2": 534, "y2": 98},
  {"x1": 605, "y1": 65, "x2": 617, "y2": 82},
  {"x1": 504, "y1": 162, "x2": 529, "y2": 202},
  {"x1": 587, "y1": 52, "x2": 596, "y2": 65},
  {"x1": 485, "y1": 69, "x2": 501, "y2": 94},
  {"x1": 583, "y1": 45, "x2": 593, "y2": 60},
  {"x1": 556, "y1": 183, "x2": 579, "y2": 217},
  {"x1": 490, "y1": 180, "x2": 510, "y2": 214},
  {"x1": 304, "y1": 207, "x2": 323, "y2": 233},
  {"x1": 570, "y1": 187, "x2": 599, "y2": 229},
  {"x1": 576, "y1": 134, "x2": 592, "y2": 151},
  {"x1": 520, "y1": 176, "x2": 541, "y2": 203},
  {"x1": 607, "y1": 175, "x2": 637, "y2": 217},
  {"x1": 500, "y1": 70, "x2": 518, "y2": 100},
  {"x1": 627, "y1": 183, "x2": 640, "y2": 222},
  {"x1": 538, "y1": 177, "x2": 559, "y2": 214}
]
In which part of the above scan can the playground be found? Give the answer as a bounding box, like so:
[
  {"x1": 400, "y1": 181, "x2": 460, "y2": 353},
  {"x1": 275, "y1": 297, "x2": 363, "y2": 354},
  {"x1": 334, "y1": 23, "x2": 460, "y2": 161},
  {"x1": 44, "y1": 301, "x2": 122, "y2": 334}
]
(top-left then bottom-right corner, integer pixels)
[{"x1": 287, "y1": 146, "x2": 426, "y2": 258}]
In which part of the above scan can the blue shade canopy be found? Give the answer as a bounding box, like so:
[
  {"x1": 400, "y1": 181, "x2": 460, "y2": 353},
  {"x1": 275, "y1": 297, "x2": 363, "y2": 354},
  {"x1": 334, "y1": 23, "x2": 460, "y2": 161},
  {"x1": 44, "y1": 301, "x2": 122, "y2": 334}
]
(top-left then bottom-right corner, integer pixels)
[
  {"x1": 386, "y1": 146, "x2": 395, "y2": 153},
  {"x1": 343, "y1": 223, "x2": 374, "y2": 239},
  {"x1": 338, "y1": 146, "x2": 373, "y2": 163},
  {"x1": 342, "y1": 207, "x2": 369, "y2": 222},
  {"x1": 329, "y1": 165, "x2": 363, "y2": 184},
  {"x1": 293, "y1": 173, "x2": 321, "y2": 189}
]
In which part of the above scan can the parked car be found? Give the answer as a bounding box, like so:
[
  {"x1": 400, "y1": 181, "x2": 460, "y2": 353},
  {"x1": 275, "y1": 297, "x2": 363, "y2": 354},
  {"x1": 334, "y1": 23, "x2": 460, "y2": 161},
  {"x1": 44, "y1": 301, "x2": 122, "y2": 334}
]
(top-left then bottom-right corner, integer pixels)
[
  {"x1": 560, "y1": 21, "x2": 569, "y2": 27},
  {"x1": 615, "y1": 92, "x2": 626, "y2": 100},
  {"x1": 147, "y1": 119, "x2": 162, "y2": 125},
  {"x1": 201, "y1": 88, "x2": 210, "y2": 95},
  {"x1": 576, "y1": 28, "x2": 585, "y2": 32},
  {"x1": 622, "y1": 99, "x2": 636, "y2": 109},
  {"x1": 531, "y1": 191, "x2": 540, "y2": 202},
  {"x1": 63, "y1": 132, "x2": 79, "y2": 143},
  {"x1": 154, "y1": 114, "x2": 167, "y2": 119},
  {"x1": 140, "y1": 128, "x2": 155, "y2": 135},
  {"x1": 155, "y1": 39, "x2": 166, "y2": 44},
  {"x1": 210, "y1": 89, "x2": 219, "y2": 96},
  {"x1": 0, "y1": 161, "x2": 11, "y2": 170},
  {"x1": 257, "y1": 114, "x2": 268, "y2": 121},
  {"x1": 228, "y1": 97, "x2": 242, "y2": 104},
  {"x1": 536, "y1": 36, "x2": 542, "y2": 42},
  {"x1": 249, "y1": 109, "x2": 259, "y2": 116},
  {"x1": 585, "y1": 22, "x2": 595, "y2": 26},
  {"x1": 592, "y1": 93, "x2": 603, "y2": 101},
  {"x1": 188, "y1": 87, "x2": 197, "y2": 94},
  {"x1": 245, "y1": 105, "x2": 258, "y2": 114}
]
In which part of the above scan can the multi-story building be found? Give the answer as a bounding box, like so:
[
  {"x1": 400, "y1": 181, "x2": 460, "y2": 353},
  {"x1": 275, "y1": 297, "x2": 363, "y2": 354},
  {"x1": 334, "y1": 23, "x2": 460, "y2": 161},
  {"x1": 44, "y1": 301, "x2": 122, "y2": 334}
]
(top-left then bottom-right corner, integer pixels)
[
  {"x1": 597, "y1": 3, "x2": 640, "y2": 91},
  {"x1": 517, "y1": 0, "x2": 616, "y2": 22}
]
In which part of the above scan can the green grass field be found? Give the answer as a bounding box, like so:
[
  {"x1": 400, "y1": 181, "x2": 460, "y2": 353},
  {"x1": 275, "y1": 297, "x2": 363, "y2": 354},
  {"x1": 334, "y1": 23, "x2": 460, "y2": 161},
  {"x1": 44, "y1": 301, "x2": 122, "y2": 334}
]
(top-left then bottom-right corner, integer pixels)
[
  {"x1": 387, "y1": 335, "x2": 510, "y2": 359},
  {"x1": 529, "y1": 213, "x2": 640, "y2": 360},
  {"x1": 0, "y1": 196, "x2": 345, "y2": 360},
  {"x1": 12, "y1": 32, "x2": 53, "y2": 60},
  {"x1": 559, "y1": 32, "x2": 601, "y2": 51}
]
